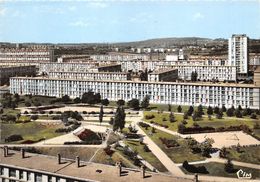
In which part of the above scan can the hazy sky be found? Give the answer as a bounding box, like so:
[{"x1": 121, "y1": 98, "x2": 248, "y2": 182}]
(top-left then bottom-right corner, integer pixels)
[{"x1": 0, "y1": 0, "x2": 260, "y2": 43}]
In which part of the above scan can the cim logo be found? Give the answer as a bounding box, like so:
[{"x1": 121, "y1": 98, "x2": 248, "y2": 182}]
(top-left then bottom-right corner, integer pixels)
[{"x1": 236, "y1": 169, "x2": 252, "y2": 179}]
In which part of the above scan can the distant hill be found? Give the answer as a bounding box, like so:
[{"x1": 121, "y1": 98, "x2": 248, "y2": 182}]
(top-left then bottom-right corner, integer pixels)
[{"x1": 113, "y1": 37, "x2": 227, "y2": 48}]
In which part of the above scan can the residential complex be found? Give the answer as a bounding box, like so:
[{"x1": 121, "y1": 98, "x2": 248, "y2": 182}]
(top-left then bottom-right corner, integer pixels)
[{"x1": 0, "y1": 47, "x2": 54, "y2": 63}]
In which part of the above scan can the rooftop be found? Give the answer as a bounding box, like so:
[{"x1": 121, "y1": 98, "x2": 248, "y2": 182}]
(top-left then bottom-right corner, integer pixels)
[{"x1": 0, "y1": 149, "x2": 191, "y2": 182}]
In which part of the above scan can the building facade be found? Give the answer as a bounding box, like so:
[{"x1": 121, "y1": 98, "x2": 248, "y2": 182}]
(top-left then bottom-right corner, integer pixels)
[
  {"x1": 148, "y1": 69, "x2": 178, "y2": 82},
  {"x1": 228, "y1": 34, "x2": 249, "y2": 75},
  {"x1": 10, "y1": 77, "x2": 260, "y2": 109},
  {"x1": 0, "y1": 48, "x2": 54, "y2": 63},
  {"x1": 48, "y1": 71, "x2": 131, "y2": 81}
]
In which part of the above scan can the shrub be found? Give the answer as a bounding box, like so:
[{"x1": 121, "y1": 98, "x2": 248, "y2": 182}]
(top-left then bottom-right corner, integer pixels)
[
  {"x1": 30, "y1": 115, "x2": 39, "y2": 121},
  {"x1": 251, "y1": 113, "x2": 257, "y2": 119},
  {"x1": 104, "y1": 146, "x2": 114, "y2": 156},
  {"x1": 5, "y1": 134, "x2": 23, "y2": 142},
  {"x1": 224, "y1": 159, "x2": 235, "y2": 173},
  {"x1": 182, "y1": 161, "x2": 208, "y2": 174},
  {"x1": 159, "y1": 138, "x2": 179, "y2": 148},
  {"x1": 138, "y1": 122, "x2": 150, "y2": 128},
  {"x1": 49, "y1": 111, "x2": 53, "y2": 114},
  {"x1": 145, "y1": 114, "x2": 155, "y2": 120},
  {"x1": 76, "y1": 129, "x2": 101, "y2": 142},
  {"x1": 143, "y1": 145, "x2": 151, "y2": 152}
]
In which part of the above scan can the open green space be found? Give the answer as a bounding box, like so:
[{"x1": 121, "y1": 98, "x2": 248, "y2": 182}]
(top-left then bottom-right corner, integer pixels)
[
  {"x1": 224, "y1": 146, "x2": 260, "y2": 165},
  {"x1": 17, "y1": 95, "x2": 60, "y2": 107},
  {"x1": 143, "y1": 111, "x2": 260, "y2": 132},
  {"x1": 92, "y1": 149, "x2": 136, "y2": 169},
  {"x1": 1, "y1": 122, "x2": 64, "y2": 143},
  {"x1": 139, "y1": 125, "x2": 205, "y2": 163},
  {"x1": 180, "y1": 162, "x2": 260, "y2": 179},
  {"x1": 125, "y1": 140, "x2": 168, "y2": 172}
]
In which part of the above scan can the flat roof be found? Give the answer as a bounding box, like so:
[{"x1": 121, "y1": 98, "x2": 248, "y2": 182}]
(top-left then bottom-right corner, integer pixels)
[
  {"x1": 11, "y1": 76, "x2": 260, "y2": 88},
  {"x1": 0, "y1": 149, "x2": 191, "y2": 182},
  {"x1": 49, "y1": 71, "x2": 129, "y2": 74},
  {"x1": 150, "y1": 69, "x2": 177, "y2": 75}
]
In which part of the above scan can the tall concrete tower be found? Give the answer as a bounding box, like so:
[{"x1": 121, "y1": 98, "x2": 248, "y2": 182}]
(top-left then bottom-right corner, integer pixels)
[{"x1": 228, "y1": 34, "x2": 249, "y2": 76}]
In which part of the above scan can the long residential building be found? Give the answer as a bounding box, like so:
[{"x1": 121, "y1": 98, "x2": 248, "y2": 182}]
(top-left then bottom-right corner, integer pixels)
[
  {"x1": 0, "y1": 48, "x2": 54, "y2": 63},
  {"x1": 10, "y1": 77, "x2": 260, "y2": 109},
  {"x1": 48, "y1": 71, "x2": 131, "y2": 81}
]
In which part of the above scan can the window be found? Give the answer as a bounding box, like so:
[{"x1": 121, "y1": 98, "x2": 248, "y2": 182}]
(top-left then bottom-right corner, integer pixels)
[
  {"x1": 0, "y1": 167, "x2": 4, "y2": 175},
  {"x1": 9, "y1": 168, "x2": 16, "y2": 178}
]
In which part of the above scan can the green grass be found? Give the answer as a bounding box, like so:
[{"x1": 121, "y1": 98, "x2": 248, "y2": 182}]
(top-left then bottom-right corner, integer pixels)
[
  {"x1": 139, "y1": 125, "x2": 205, "y2": 163},
  {"x1": 0, "y1": 122, "x2": 64, "y2": 143},
  {"x1": 92, "y1": 149, "x2": 136, "y2": 169},
  {"x1": 224, "y1": 146, "x2": 260, "y2": 165},
  {"x1": 143, "y1": 111, "x2": 260, "y2": 132},
  {"x1": 1, "y1": 108, "x2": 20, "y2": 116},
  {"x1": 253, "y1": 129, "x2": 260, "y2": 139},
  {"x1": 125, "y1": 140, "x2": 168, "y2": 172},
  {"x1": 17, "y1": 95, "x2": 58, "y2": 107},
  {"x1": 180, "y1": 162, "x2": 260, "y2": 179}
]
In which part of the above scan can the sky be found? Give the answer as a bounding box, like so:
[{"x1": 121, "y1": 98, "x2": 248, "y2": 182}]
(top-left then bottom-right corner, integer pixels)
[{"x1": 0, "y1": 0, "x2": 260, "y2": 43}]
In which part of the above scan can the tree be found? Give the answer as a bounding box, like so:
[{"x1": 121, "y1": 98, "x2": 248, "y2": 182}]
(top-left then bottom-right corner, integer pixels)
[
  {"x1": 99, "y1": 105, "x2": 104, "y2": 125},
  {"x1": 117, "y1": 99, "x2": 125, "y2": 106},
  {"x1": 200, "y1": 138, "x2": 214, "y2": 157},
  {"x1": 73, "y1": 97, "x2": 81, "y2": 104},
  {"x1": 187, "y1": 106, "x2": 194, "y2": 116},
  {"x1": 141, "y1": 95, "x2": 150, "y2": 109},
  {"x1": 177, "y1": 105, "x2": 182, "y2": 113},
  {"x1": 221, "y1": 105, "x2": 227, "y2": 112},
  {"x1": 101, "y1": 98, "x2": 109, "y2": 106},
  {"x1": 207, "y1": 106, "x2": 213, "y2": 115},
  {"x1": 127, "y1": 99, "x2": 140, "y2": 110},
  {"x1": 216, "y1": 111, "x2": 223, "y2": 119},
  {"x1": 238, "y1": 105, "x2": 242, "y2": 111},
  {"x1": 113, "y1": 106, "x2": 126, "y2": 131},
  {"x1": 178, "y1": 123, "x2": 186, "y2": 134},
  {"x1": 61, "y1": 95, "x2": 70, "y2": 103},
  {"x1": 224, "y1": 159, "x2": 234, "y2": 173},
  {"x1": 169, "y1": 112, "x2": 176, "y2": 123},
  {"x1": 25, "y1": 101, "x2": 31, "y2": 107},
  {"x1": 226, "y1": 108, "x2": 234, "y2": 117},
  {"x1": 197, "y1": 105, "x2": 204, "y2": 117},
  {"x1": 235, "y1": 109, "x2": 242, "y2": 118},
  {"x1": 81, "y1": 91, "x2": 101, "y2": 105},
  {"x1": 30, "y1": 115, "x2": 38, "y2": 121},
  {"x1": 183, "y1": 112, "x2": 189, "y2": 120},
  {"x1": 214, "y1": 106, "x2": 220, "y2": 115},
  {"x1": 14, "y1": 93, "x2": 20, "y2": 103},
  {"x1": 168, "y1": 104, "x2": 172, "y2": 112},
  {"x1": 250, "y1": 113, "x2": 257, "y2": 119},
  {"x1": 192, "y1": 111, "x2": 200, "y2": 121}
]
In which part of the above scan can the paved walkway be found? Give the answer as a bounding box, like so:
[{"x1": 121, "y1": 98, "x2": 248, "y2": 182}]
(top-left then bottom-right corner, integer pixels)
[{"x1": 134, "y1": 123, "x2": 185, "y2": 177}]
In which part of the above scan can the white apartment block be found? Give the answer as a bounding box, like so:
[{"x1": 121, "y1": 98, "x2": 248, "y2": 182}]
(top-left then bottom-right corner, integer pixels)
[
  {"x1": 228, "y1": 34, "x2": 249, "y2": 74},
  {"x1": 57, "y1": 54, "x2": 91, "y2": 63},
  {"x1": 38, "y1": 63, "x2": 121, "y2": 74},
  {"x1": 48, "y1": 71, "x2": 131, "y2": 81},
  {"x1": 0, "y1": 48, "x2": 54, "y2": 63},
  {"x1": 10, "y1": 77, "x2": 260, "y2": 109},
  {"x1": 90, "y1": 52, "x2": 150, "y2": 62},
  {"x1": 158, "y1": 65, "x2": 237, "y2": 81},
  {"x1": 148, "y1": 69, "x2": 178, "y2": 82}
]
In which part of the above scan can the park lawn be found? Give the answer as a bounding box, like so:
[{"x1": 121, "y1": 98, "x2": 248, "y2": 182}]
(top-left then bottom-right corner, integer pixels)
[
  {"x1": 1, "y1": 108, "x2": 20, "y2": 116},
  {"x1": 139, "y1": 125, "x2": 205, "y2": 163},
  {"x1": 180, "y1": 162, "x2": 260, "y2": 179},
  {"x1": 143, "y1": 111, "x2": 194, "y2": 131},
  {"x1": 125, "y1": 140, "x2": 168, "y2": 172},
  {"x1": 92, "y1": 149, "x2": 136, "y2": 169},
  {"x1": 143, "y1": 111, "x2": 259, "y2": 132},
  {"x1": 253, "y1": 129, "x2": 260, "y2": 139},
  {"x1": 38, "y1": 115, "x2": 55, "y2": 120},
  {"x1": 198, "y1": 117, "x2": 260, "y2": 129},
  {"x1": 17, "y1": 95, "x2": 59, "y2": 107},
  {"x1": 224, "y1": 146, "x2": 260, "y2": 165},
  {"x1": 1, "y1": 122, "x2": 64, "y2": 143}
]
